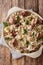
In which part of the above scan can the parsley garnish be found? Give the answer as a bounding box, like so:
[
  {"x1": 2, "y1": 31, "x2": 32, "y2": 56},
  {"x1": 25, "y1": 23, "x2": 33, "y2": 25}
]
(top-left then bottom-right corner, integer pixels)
[
  {"x1": 3, "y1": 22, "x2": 8, "y2": 27},
  {"x1": 16, "y1": 15, "x2": 21, "y2": 25},
  {"x1": 23, "y1": 29, "x2": 28, "y2": 34},
  {"x1": 25, "y1": 16, "x2": 33, "y2": 25},
  {"x1": 17, "y1": 15, "x2": 21, "y2": 22},
  {"x1": 32, "y1": 32, "x2": 35, "y2": 36},
  {"x1": 19, "y1": 38, "x2": 23, "y2": 41},
  {"x1": 26, "y1": 40, "x2": 30, "y2": 47},
  {"x1": 25, "y1": 20, "x2": 29, "y2": 25},
  {"x1": 5, "y1": 37, "x2": 12, "y2": 40},
  {"x1": 28, "y1": 16, "x2": 33, "y2": 21}
]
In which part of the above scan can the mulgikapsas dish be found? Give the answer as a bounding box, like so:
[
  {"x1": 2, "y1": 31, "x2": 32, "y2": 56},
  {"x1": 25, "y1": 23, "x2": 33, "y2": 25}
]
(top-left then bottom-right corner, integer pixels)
[{"x1": 3, "y1": 10, "x2": 43, "y2": 53}]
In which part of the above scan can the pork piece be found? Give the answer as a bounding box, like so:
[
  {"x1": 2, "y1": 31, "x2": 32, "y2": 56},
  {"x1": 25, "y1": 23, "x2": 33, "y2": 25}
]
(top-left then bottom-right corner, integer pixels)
[
  {"x1": 9, "y1": 15, "x2": 14, "y2": 25},
  {"x1": 36, "y1": 18, "x2": 43, "y2": 24},
  {"x1": 34, "y1": 18, "x2": 43, "y2": 25},
  {"x1": 37, "y1": 32, "x2": 43, "y2": 41},
  {"x1": 9, "y1": 14, "x2": 17, "y2": 25},
  {"x1": 31, "y1": 17, "x2": 38, "y2": 27},
  {"x1": 15, "y1": 23, "x2": 20, "y2": 27},
  {"x1": 37, "y1": 32, "x2": 43, "y2": 38},
  {"x1": 27, "y1": 44, "x2": 41, "y2": 53},
  {"x1": 20, "y1": 11, "x2": 31, "y2": 17},
  {"x1": 11, "y1": 30, "x2": 17, "y2": 37},
  {"x1": 19, "y1": 47, "x2": 28, "y2": 53},
  {"x1": 12, "y1": 39, "x2": 18, "y2": 47},
  {"x1": 31, "y1": 19, "x2": 35, "y2": 27},
  {"x1": 31, "y1": 17, "x2": 43, "y2": 28},
  {"x1": 42, "y1": 43, "x2": 43, "y2": 45}
]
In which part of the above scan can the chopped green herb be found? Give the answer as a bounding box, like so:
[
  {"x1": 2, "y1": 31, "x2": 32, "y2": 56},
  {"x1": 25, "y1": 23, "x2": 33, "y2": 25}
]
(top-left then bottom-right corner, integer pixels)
[
  {"x1": 19, "y1": 38, "x2": 23, "y2": 41},
  {"x1": 28, "y1": 16, "x2": 33, "y2": 21},
  {"x1": 32, "y1": 32, "x2": 35, "y2": 36},
  {"x1": 25, "y1": 16, "x2": 33, "y2": 25},
  {"x1": 25, "y1": 20, "x2": 29, "y2": 25},
  {"x1": 26, "y1": 40, "x2": 30, "y2": 47},
  {"x1": 23, "y1": 29, "x2": 28, "y2": 34},
  {"x1": 17, "y1": 15, "x2": 21, "y2": 22},
  {"x1": 16, "y1": 15, "x2": 21, "y2": 25},
  {"x1": 5, "y1": 37, "x2": 12, "y2": 40},
  {"x1": 3, "y1": 22, "x2": 8, "y2": 27}
]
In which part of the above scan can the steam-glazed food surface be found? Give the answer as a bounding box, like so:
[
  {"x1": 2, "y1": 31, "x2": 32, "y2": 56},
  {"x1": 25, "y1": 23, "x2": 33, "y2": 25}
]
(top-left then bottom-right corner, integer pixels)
[{"x1": 3, "y1": 10, "x2": 43, "y2": 53}]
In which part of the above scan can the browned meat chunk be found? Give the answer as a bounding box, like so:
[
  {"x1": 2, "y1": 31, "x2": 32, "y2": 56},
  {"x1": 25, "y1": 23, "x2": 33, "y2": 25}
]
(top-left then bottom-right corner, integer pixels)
[
  {"x1": 37, "y1": 32, "x2": 43, "y2": 41},
  {"x1": 31, "y1": 17, "x2": 43, "y2": 28},
  {"x1": 9, "y1": 15, "x2": 14, "y2": 25},
  {"x1": 12, "y1": 39, "x2": 18, "y2": 47},
  {"x1": 36, "y1": 18, "x2": 43, "y2": 24},
  {"x1": 11, "y1": 30, "x2": 17, "y2": 37},
  {"x1": 20, "y1": 11, "x2": 31, "y2": 17},
  {"x1": 31, "y1": 19, "x2": 35, "y2": 27},
  {"x1": 9, "y1": 14, "x2": 17, "y2": 25},
  {"x1": 37, "y1": 32, "x2": 43, "y2": 38}
]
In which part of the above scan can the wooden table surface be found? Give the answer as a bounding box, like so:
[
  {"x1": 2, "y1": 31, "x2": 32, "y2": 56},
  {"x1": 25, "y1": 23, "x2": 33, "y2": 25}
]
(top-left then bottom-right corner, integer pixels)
[{"x1": 0, "y1": 0, "x2": 43, "y2": 65}]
